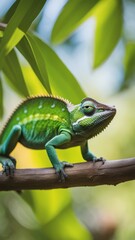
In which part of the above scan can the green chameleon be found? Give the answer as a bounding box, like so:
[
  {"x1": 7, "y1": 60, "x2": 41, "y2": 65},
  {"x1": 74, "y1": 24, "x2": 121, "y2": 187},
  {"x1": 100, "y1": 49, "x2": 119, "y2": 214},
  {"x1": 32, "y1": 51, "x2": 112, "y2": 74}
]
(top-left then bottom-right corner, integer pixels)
[{"x1": 0, "y1": 96, "x2": 116, "y2": 180}]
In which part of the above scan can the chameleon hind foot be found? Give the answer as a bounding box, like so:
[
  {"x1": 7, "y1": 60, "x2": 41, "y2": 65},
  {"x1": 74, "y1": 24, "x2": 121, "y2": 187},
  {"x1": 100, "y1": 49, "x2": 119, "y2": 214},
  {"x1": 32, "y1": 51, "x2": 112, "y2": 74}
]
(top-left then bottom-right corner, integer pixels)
[
  {"x1": 93, "y1": 157, "x2": 106, "y2": 165},
  {"x1": 0, "y1": 156, "x2": 16, "y2": 176},
  {"x1": 55, "y1": 161, "x2": 74, "y2": 182}
]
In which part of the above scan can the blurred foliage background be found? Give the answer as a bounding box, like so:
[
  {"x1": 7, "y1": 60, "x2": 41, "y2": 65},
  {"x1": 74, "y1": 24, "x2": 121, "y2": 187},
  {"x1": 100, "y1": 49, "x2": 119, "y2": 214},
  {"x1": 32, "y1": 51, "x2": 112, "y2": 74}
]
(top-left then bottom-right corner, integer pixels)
[{"x1": 0, "y1": 0, "x2": 135, "y2": 239}]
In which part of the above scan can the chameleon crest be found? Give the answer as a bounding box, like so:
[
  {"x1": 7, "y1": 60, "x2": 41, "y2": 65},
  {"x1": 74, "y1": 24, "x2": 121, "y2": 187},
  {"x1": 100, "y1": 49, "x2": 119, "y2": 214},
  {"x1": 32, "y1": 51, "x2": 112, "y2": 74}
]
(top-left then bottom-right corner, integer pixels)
[{"x1": 0, "y1": 96, "x2": 116, "y2": 181}]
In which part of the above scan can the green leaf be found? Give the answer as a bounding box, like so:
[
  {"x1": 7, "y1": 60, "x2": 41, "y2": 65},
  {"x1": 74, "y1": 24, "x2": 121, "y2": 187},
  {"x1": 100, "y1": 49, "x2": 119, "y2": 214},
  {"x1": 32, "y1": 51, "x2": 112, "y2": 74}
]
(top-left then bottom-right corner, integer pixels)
[
  {"x1": 23, "y1": 188, "x2": 90, "y2": 239},
  {"x1": 51, "y1": 0, "x2": 99, "y2": 44},
  {"x1": 0, "y1": 0, "x2": 46, "y2": 67},
  {"x1": 30, "y1": 189, "x2": 71, "y2": 224},
  {"x1": 93, "y1": 0, "x2": 123, "y2": 68},
  {"x1": 43, "y1": 203, "x2": 91, "y2": 240},
  {"x1": 26, "y1": 33, "x2": 85, "y2": 103},
  {"x1": 122, "y1": 42, "x2": 135, "y2": 90},
  {"x1": 21, "y1": 66, "x2": 48, "y2": 96},
  {"x1": 0, "y1": 76, "x2": 3, "y2": 119},
  {"x1": 2, "y1": 48, "x2": 29, "y2": 97},
  {"x1": 17, "y1": 35, "x2": 51, "y2": 94},
  {"x1": 4, "y1": 0, "x2": 20, "y2": 23}
]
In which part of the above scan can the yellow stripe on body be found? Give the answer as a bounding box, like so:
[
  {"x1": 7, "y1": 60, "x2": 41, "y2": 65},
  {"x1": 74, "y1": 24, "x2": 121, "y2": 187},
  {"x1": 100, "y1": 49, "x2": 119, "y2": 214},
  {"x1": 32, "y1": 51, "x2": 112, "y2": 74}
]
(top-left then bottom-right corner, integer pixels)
[{"x1": 18, "y1": 113, "x2": 67, "y2": 125}]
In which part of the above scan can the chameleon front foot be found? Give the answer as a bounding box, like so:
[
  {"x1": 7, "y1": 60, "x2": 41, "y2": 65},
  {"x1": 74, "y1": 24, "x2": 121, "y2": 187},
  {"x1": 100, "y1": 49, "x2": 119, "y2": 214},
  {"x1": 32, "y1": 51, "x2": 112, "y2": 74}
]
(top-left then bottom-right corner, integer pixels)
[
  {"x1": 55, "y1": 161, "x2": 74, "y2": 182},
  {"x1": 0, "y1": 156, "x2": 16, "y2": 176}
]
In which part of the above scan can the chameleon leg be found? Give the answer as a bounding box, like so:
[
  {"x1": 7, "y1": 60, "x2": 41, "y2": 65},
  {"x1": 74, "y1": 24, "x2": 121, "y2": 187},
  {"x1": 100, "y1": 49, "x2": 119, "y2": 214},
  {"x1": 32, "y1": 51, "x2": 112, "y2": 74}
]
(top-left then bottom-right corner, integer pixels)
[
  {"x1": 81, "y1": 141, "x2": 105, "y2": 163},
  {"x1": 81, "y1": 141, "x2": 96, "y2": 161},
  {"x1": 45, "y1": 131, "x2": 73, "y2": 181},
  {"x1": 0, "y1": 125, "x2": 21, "y2": 175}
]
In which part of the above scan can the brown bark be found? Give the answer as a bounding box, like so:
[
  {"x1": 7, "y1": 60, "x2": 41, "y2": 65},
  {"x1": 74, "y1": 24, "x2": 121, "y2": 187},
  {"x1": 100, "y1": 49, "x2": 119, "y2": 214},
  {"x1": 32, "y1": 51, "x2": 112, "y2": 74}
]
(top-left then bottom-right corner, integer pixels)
[{"x1": 0, "y1": 158, "x2": 135, "y2": 191}]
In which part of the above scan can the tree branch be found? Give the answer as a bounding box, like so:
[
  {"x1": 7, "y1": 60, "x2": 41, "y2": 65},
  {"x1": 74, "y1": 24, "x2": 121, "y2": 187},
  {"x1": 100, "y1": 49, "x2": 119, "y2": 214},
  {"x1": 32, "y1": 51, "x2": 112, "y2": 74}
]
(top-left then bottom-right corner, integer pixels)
[{"x1": 0, "y1": 158, "x2": 135, "y2": 191}]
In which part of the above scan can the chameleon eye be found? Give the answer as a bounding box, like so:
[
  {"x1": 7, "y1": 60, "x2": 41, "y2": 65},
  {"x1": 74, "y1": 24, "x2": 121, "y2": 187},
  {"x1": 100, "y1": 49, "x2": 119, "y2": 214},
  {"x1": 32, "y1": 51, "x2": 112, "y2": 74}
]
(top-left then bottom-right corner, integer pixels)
[{"x1": 81, "y1": 101, "x2": 95, "y2": 115}]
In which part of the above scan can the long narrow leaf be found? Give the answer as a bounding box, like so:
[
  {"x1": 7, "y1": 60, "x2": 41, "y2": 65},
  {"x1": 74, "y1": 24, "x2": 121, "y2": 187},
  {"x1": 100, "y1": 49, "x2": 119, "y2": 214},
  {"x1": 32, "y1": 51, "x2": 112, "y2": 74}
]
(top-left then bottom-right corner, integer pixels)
[
  {"x1": 51, "y1": 0, "x2": 99, "y2": 44},
  {"x1": 4, "y1": 1, "x2": 20, "y2": 23},
  {"x1": 0, "y1": 0, "x2": 46, "y2": 67},
  {"x1": 17, "y1": 35, "x2": 51, "y2": 94},
  {"x1": 93, "y1": 0, "x2": 123, "y2": 68},
  {"x1": 2, "y1": 49, "x2": 29, "y2": 97},
  {"x1": 26, "y1": 33, "x2": 85, "y2": 103}
]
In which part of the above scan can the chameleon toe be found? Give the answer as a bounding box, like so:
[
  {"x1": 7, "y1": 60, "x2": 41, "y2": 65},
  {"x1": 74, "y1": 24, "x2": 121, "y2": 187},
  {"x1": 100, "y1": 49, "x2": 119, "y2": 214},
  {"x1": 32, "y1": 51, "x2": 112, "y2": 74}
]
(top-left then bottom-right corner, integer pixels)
[
  {"x1": 55, "y1": 162, "x2": 69, "y2": 181},
  {"x1": 62, "y1": 161, "x2": 74, "y2": 168},
  {"x1": 56, "y1": 161, "x2": 73, "y2": 181},
  {"x1": 1, "y1": 157, "x2": 15, "y2": 176},
  {"x1": 93, "y1": 157, "x2": 106, "y2": 165},
  {"x1": 59, "y1": 169, "x2": 68, "y2": 182}
]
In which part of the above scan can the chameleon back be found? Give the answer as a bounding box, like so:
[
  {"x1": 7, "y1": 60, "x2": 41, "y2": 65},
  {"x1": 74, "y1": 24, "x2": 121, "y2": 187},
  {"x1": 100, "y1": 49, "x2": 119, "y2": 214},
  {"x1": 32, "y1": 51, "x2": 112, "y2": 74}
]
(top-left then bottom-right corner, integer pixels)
[{"x1": 0, "y1": 96, "x2": 72, "y2": 149}]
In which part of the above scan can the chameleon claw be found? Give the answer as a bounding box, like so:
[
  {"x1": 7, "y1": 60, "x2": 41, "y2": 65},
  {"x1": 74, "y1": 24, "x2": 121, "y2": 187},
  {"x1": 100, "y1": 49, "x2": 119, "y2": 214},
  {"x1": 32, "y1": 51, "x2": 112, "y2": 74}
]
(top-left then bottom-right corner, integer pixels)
[
  {"x1": 2, "y1": 163, "x2": 9, "y2": 176},
  {"x1": 1, "y1": 156, "x2": 16, "y2": 176},
  {"x1": 55, "y1": 161, "x2": 74, "y2": 182},
  {"x1": 9, "y1": 156, "x2": 16, "y2": 168},
  {"x1": 58, "y1": 169, "x2": 68, "y2": 182},
  {"x1": 2, "y1": 162, "x2": 15, "y2": 176},
  {"x1": 62, "y1": 161, "x2": 74, "y2": 168}
]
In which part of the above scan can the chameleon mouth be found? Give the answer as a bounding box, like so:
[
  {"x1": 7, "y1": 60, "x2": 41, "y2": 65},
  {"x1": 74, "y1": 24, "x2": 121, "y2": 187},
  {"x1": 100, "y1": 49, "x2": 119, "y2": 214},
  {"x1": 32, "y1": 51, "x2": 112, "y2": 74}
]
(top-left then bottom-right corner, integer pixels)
[
  {"x1": 94, "y1": 108, "x2": 116, "y2": 125},
  {"x1": 90, "y1": 108, "x2": 116, "y2": 138}
]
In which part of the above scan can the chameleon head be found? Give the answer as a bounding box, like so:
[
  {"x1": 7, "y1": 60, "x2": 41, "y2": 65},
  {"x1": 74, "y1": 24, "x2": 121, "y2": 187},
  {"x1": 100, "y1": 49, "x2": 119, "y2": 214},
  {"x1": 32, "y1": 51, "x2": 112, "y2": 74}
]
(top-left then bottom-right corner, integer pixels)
[{"x1": 71, "y1": 97, "x2": 116, "y2": 139}]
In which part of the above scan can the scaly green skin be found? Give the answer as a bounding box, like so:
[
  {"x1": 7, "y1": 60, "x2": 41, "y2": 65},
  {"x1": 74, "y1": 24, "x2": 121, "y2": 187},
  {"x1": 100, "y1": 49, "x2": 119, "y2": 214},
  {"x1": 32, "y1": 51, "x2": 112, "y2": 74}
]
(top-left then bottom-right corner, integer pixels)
[{"x1": 0, "y1": 96, "x2": 116, "y2": 180}]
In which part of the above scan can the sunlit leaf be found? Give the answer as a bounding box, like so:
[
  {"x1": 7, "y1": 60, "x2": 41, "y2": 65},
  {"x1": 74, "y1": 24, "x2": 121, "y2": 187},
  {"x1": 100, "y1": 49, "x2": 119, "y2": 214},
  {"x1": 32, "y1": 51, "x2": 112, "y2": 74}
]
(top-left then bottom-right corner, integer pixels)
[
  {"x1": 26, "y1": 33, "x2": 85, "y2": 103},
  {"x1": 93, "y1": 0, "x2": 123, "y2": 68},
  {"x1": 30, "y1": 190, "x2": 71, "y2": 224},
  {"x1": 0, "y1": 0, "x2": 46, "y2": 67},
  {"x1": 2, "y1": 49, "x2": 29, "y2": 97},
  {"x1": 17, "y1": 35, "x2": 51, "y2": 94},
  {"x1": 51, "y1": 0, "x2": 99, "y2": 44},
  {"x1": 0, "y1": 76, "x2": 3, "y2": 118},
  {"x1": 43, "y1": 204, "x2": 91, "y2": 240},
  {"x1": 22, "y1": 65, "x2": 48, "y2": 96}
]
